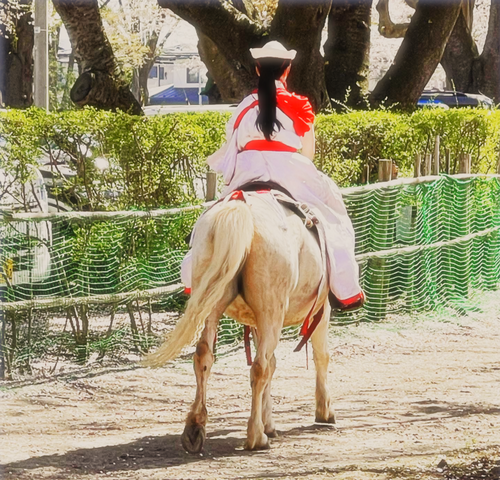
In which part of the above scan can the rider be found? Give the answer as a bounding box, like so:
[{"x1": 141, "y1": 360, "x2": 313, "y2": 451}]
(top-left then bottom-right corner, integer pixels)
[{"x1": 182, "y1": 40, "x2": 364, "y2": 311}]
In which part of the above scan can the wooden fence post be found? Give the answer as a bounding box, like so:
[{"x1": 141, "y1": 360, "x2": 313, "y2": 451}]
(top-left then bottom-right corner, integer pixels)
[
  {"x1": 459, "y1": 153, "x2": 471, "y2": 174},
  {"x1": 445, "y1": 148, "x2": 451, "y2": 174},
  {"x1": 378, "y1": 159, "x2": 392, "y2": 182},
  {"x1": 433, "y1": 135, "x2": 440, "y2": 175},
  {"x1": 362, "y1": 163, "x2": 370, "y2": 185},
  {"x1": 206, "y1": 171, "x2": 217, "y2": 201},
  {"x1": 424, "y1": 153, "x2": 432, "y2": 176},
  {"x1": 414, "y1": 153, "x2": 421, "y2": 178}
]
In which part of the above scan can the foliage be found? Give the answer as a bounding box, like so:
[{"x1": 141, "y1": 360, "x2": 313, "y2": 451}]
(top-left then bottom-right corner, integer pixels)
[
  {"x1": 0, "y1": 0, "x2": 31, "y2": 47},
  {"x1": 1, "y1": 107, "x2": 500, "y2": 213},
  {"x1": 100, "y1": 0, "x2": 179, "y2": 84},
  {"x1": 315, "y1": 108, "x2": 500, "y2": 186},
  {"x1": 0, "y1": 108, "x2": 229, "y2": 211}
]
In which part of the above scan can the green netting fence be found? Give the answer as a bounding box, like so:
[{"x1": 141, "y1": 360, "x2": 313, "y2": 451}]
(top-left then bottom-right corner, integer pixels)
[{"x1": 1, "y1": 174, "x2": 499, "y2": 374}]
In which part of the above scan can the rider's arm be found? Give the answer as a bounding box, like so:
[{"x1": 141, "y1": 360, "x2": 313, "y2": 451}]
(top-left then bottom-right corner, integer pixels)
[{"x1": 301, "y1": 124, "x2": 315, "y2": 160}]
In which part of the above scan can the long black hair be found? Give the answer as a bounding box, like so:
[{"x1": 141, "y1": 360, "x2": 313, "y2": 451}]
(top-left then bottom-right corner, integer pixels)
[{"x1": 255, "y1": 58, "x2": 291, "y2": 141}]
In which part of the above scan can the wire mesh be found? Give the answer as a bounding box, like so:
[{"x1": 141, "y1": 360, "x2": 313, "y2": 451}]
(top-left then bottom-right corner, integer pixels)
[{"x1": 1, "y1": 174, "x2": 499, "y2": 370}]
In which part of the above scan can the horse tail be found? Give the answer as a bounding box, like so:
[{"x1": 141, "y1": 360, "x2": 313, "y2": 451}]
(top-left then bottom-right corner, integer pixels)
[{"x1": 143, "y1": 200, "x2": 254, "y2": 367}]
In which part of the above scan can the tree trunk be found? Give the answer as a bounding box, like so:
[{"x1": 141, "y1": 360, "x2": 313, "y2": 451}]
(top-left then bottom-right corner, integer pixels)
[
  {"x1": 4, "y1": 10, "x2": 34, "y2": 108},
  {"x1": 49, "y1": 25, "x2": 61, "y2": 109},
  {"x1": 475, "y1": 0, "x2": 500, "y2": 102},
  {"x1": 439, "y1": 0, "x2": 500, "y2": 103},
  {"x1": 441, "y1": 0, "x2": 477, "y2": 92},
  {"x1": 159, "y1": 1, "x2": 331, "y2": 111},
  {"x1": 158, "y1": 0, "x2": 264, "y2": 102},
  {"x1": 325, "y1": 0, "x2": 371, "y2": 110},
  {"x1": 271, "y1": 1, "x2": 332, "y2": 112},
  {"x1": 197, "y1": 31, "x2": 251, "y2": 103},
  {"x1": 61, "y1": 50, "x2": 75, "y2": 109},
  {"x1": 131, "y1": 69, "x2": 141, "y2": 104},
  {"x1": 370, "y1": 0, "x2": 462, "y2": 109},
  {"x1": 137, "y1": 33, "x2": 159, "y2": 106},
  {"x1": 52, "y1": 0, "x2": 142, "y2": 115},
  {"x1": 0, "y1": 25, "x2": 8, "y2": 106}
]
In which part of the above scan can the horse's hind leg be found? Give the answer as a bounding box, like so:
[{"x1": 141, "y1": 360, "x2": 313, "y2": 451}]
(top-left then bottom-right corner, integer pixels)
[
  {"x1": 181, "y1": 293, "x2": 233, "y2": 453},
  {"x1": 251, "y1": 328, "x2": 278, "y2": 439},
  {"x1": 245, "y1": 321, "x2": 281, "y2": 451},
  {"x1": 262, "y1": 353, "x2": 278, "y2": 438},
  {"x1": 181, "y1": 315, "x2": 217, "y2": 453},
  {"x1": 310, "y1": 303, "x2": 336, "y2": 424}
]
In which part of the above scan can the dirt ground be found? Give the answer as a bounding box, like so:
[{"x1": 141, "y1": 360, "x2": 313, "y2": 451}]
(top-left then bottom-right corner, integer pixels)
[{"x1": 1, "y1": 293, "x2": 500, "y2": 480}]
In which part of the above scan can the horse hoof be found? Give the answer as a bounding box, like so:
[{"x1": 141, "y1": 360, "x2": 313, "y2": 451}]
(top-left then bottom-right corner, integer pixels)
[
  {"x1": 244, "y1": 434, "x2": 270, "y2": 451},
  {"x1": 315, "y1": 413, "x2": 336, "y2": 424},
  {"x1": 181, "y1": 424, "x2": 206, "y2": 454},
  {"x1": 265, "y1": 429, "x2": 279, "y2": 439}
]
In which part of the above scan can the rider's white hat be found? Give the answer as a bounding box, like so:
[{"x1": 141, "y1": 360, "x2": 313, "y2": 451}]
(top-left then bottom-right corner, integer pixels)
[{"x1": 250, "y1": 40, "x2": 296, "y2": 61}]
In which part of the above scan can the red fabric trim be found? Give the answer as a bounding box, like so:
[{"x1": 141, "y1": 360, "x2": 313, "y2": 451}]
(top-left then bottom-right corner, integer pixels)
[
  {"x1": 337, "y1": 291, "x2": 365, "y2": 308},
  {"x1": 242, "y1": 139, "x2": 297, "y2": 153},
  {"x1": 229, "y1": 190, "x2": 245, "y2": 201},
  {"x1": 233, "y1": 100, "x2": 259, "y2": 130}
]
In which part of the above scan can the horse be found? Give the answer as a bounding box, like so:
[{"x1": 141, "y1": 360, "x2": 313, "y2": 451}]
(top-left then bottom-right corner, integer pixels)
[{"x1": 143, "y1": 191, "x2": 335, "y2": 452}]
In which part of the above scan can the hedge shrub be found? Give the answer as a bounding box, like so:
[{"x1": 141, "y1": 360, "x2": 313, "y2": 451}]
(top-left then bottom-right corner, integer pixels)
[{"x1": 1, "y1": 107, "x2": 499, "y2": 211}]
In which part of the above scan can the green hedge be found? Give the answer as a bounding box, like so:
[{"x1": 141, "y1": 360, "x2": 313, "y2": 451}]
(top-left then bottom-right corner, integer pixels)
[
  {"x1": 1, "y1": 107, "x2": 499, "y2": 211},
  {"x1": 0, "y1": 108, "x2": 229, "y2": 211},
  {"x1": 315, "y1": 108, "x2": 500, "y2": 185}
]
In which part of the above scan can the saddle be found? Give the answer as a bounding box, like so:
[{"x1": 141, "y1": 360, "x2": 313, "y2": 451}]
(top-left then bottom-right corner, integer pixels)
[{"x1": 237, "y1": 181, "x2": 320, "y2": 230}]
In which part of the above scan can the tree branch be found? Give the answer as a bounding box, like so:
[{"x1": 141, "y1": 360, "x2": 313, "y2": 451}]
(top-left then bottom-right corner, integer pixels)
[{"x1": 376, "y1": 0, "x2": 411, "y2": 39}]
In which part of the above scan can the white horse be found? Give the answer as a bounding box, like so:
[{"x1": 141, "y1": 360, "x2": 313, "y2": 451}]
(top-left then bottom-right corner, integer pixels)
[{"x1": 144, "y1": 192, "x2": 335, "y2": 452}]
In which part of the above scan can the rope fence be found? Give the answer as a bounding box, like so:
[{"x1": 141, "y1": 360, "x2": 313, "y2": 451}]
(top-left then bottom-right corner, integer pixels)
[{"x1": 1, "y1": 173, "x2": 499, "y2": 375}]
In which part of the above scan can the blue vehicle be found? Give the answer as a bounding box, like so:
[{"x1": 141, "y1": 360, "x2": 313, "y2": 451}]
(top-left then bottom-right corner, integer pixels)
[{"x1": 418, "y1": 90, "x2": 494, "y2": 109}]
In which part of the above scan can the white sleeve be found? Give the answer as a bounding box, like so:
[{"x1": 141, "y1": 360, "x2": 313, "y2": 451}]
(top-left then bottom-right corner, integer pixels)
[
  {"x1": 207, "y1": 96, "x2": 256, "y2": 180},
  {"x1": 206, "y1": 109, "x2": 238, "y2": 173}
]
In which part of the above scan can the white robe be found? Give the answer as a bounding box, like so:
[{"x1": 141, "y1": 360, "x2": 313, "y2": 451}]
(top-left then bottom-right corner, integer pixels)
[{"x1": 182, "y1": 91, "x2": 361, "y2": 301}]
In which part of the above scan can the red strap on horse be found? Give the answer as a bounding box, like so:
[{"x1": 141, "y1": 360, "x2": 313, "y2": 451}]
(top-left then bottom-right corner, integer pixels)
[{"x1": 294, "y1": 305, "x2": 325, "y2": 352}]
